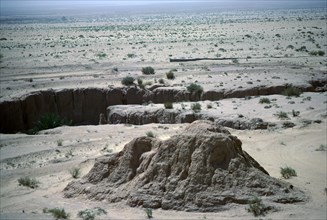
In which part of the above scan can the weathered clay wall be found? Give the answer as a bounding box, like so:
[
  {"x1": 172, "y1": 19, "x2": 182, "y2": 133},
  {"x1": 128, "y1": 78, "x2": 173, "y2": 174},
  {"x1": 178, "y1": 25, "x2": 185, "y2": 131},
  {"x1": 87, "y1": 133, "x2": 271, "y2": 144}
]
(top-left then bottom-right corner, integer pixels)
[
  {"x1": 0, "y1": 88, "x2": 123, "y2": 133},
  {"x1": 0, "y1": 82, "x2": 322, "y2": 133}
]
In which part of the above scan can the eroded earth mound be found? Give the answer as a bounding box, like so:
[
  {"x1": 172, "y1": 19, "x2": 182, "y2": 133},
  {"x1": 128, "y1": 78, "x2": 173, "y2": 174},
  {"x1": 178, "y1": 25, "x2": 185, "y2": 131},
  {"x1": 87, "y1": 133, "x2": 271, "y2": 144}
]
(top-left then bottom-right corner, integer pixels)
[{"x1": 64, "y1": 120, "x2": 306, "y2": 211}]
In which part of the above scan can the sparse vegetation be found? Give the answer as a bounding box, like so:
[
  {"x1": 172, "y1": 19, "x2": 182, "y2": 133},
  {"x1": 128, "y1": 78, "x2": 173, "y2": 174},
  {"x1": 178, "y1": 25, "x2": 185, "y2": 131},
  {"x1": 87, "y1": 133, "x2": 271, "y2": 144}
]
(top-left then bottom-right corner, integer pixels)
[
  {"x1": 275, "y1": 111, "x2": 289, "y2": 120},
  {"x1": 247, "y1": 197, "x2": 270, "y2": 217},
  {"x1": 18, "y1": 177, "x2": 39, "y2": 189},
  {"x1": 121, "y1": 76, "x2": 135, "y2": 86},
  {"x1": 303, "y1": 96, "x2": 311, "y2": 101},
  {"x1": 44, "y1": 208, "x2": 70, "y2": 219},
  {"x1": 207, "y1": 103, "x2": 213, "y2": 109},
  {"x1": 78, "y1": 207, "x2": 107, "y2": 220},
  {"x1": 166, "y1": 70, "x2": 175, "y2": 79},
  {"x1": 30, "y1": 113, "x2": 71, "y2": 134},
  {"x1": 65, "y1": 149, "x2": 74, "y2": 158},
  {"x1": 137, "y1": 78, "x2": 144, "y2": 89},
  {"x1": 282, "y1": 121, "x2": 295, "y2": 128},
  {"x1": 259, "y1": 97, "x2": 271, "y2": 104},
  {"x1": 145, "y1": 208, "x2": 153, "y2": 219},
  {"x1": 232, "y1": 58, "x2": 239, "y2": 64},
  {"x1": 70, "y1": 167, "x2": 81, "y2": 179},
  {"x1": 191, "y1": 103, "x2": 202, "y2": 112},
  {"x1": 292, "y1": 110, "x2": 300, "y2": 117},
  {"x1": 57, "y1": 139, "x2": 63, "y2": 146},
  {"x1": 280, "y1": 166, "x2": 297, "y2": 179},
  {"x1": 142, "y1": 66, "x2": 155, "y2": 75},
  {"x1": 96, "y1": 52, "x2": 107, "y2": 58},
  {"x1": 286, "y1": 45, "x2": 294, "y2": 49},
  {"x1": 187, "y1": 83, "x2": 203, "y2": 94},
  {"x1": 146, "y1": 131, "x2": 155, "y2": 138},
  {"x1": 282, "y1": 87, "x2": 302, "y2": 97},
  {"x1": 315, "y1": 144, "x2": 326, "y2": 151},
  {"x1": 296, "y1": 46, "x2": 308, "y2": 52},
  {"x1": 309, "y1": 50, "x2": 325, "y2": 56},
  {"x1": 164, "y1": 102, "x2": 173, "y2": 109},
  {"x1": 127, "y1": 53, "x2": 136, "y2": 58},
  {"x1": 158, "y1": 78, "x2": 165, "y2": 84}
]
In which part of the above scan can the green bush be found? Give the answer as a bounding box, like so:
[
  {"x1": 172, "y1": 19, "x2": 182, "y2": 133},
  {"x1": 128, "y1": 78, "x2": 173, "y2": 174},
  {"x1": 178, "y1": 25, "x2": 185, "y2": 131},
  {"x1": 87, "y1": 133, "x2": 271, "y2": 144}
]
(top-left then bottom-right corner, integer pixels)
[
  {"x1": 286, "y1": 45, "x2": 294, "y2": 49},
  {"x1": 315, "y1": 144, "x2": 326, "y2": 151},
  {"x1": 96, "y1": 52, "x2": 107, "y2": 58},
  {"x1": 247, "y1": 197, "x2": 269, "y2": 217},
  {"x1": 146, "y1": 131, "x2": 155, "y2": 138},
  {"x1": 78, "y1": 207, "x2": 107, "y2": 220},
  {"x1": 232, "y1": 58, "x2": 239, "y2": 64},
  {"x1": 280, "y1": 166, "x2": 297, "y2": 179},
  {"x1": 137, "y1": 78, "x2": 143, "y2": 85},
  {"x1": 309, "y1": 50, "x2": 325, "y2": 56},
  {"x1": 44, "y1": 208, "x2": 70, "y2": 219},
  {"x1": 164, "y1": 102, "x2": 173, "y2": 109},
  {"x1": 187, "y1": 83, "x2": 203, "y2": 94},
  {"x1": 65, "y1": 149, "x2": 74, "y2": 158},
  {"x1": 166, "y1": 70, "x2": 175, "y2": 79},
  {"x1": 296, "y1": 46, "x2": 308, "y2": 52},
  {"x1": 30, "y1": 113, "x2": 71, "y2": 134},
  {"x1": 145, "y1": 208, "x2": 153, "y2": 219},
  {"x1": 275, "y1": 111, "x2": 289, "y2": 120},
  {"x1": 18, "y1": 177, "x2": 39, "y2": 189},
  {"x1": 292, "y1": 110, "x2": 300, "y2": 117},
  {"x1": 142, "y1": 66, "x2": 155, "y2": 75},
  {"x1": 282, "y1": 87, "x2": 302, "y2": 97},
  {"x1": 259, "y1": 97, "x2": 271, "y2": 104},
  {"x1": 78, "y1": 210, "x2": 95, "y2": 220},
  {"x1": 121, "y1": 76, "x2": 135, "y2": 86},
  {"x1": 191, "y1": 103, "x2": 202, "y2": 112},
  {"x1": 127, "y1": 53, "x2": 136, "y2": 58},
  {"x1": 70, "y1": 167, "x2": 81, "y2": 179},
  {"x1": 158, "y1": 78, "x2": 165, "y2": 84},
  {"x1": 57, "y1": 139, "x2": 63, "y2": 146}
]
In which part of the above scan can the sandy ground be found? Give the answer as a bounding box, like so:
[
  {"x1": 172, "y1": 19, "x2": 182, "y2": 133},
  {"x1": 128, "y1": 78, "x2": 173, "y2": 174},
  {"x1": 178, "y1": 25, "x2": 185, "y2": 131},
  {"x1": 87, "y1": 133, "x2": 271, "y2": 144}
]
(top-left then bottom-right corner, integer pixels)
[
  {"x1": 1, "y1": 92, "x2": 326, "y2": 219},
  {"x1": 1, "y1": 8, "x2": 326, "y2": 100},
  {"x1": 0, "y1": 6, "x2": 326, "y2": 220}
]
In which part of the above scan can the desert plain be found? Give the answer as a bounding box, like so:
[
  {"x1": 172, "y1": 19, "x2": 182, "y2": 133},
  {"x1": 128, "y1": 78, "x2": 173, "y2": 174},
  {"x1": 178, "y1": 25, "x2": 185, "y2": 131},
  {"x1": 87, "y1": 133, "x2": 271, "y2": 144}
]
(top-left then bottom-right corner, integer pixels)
[{"x1": 0, "y1": 2, "x2": 326, "y2": 220}]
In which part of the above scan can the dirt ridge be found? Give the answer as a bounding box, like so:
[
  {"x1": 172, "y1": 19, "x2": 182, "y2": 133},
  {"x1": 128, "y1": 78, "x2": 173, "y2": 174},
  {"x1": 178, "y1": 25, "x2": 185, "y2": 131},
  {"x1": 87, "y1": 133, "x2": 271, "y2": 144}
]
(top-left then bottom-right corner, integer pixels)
[{"x1": 0, "y1": 80, "x2": 325, "y2": 133}]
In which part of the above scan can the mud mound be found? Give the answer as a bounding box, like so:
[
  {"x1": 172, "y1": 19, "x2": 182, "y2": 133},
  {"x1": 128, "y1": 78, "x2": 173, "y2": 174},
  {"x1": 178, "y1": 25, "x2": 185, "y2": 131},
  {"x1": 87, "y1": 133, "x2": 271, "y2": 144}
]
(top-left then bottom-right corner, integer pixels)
[
  {"x1": 64, "y1": 120, "x2": 306, "y2": 211},
  {"x1": 107, "y1": 105, "x2": 269, "y2": 130}
]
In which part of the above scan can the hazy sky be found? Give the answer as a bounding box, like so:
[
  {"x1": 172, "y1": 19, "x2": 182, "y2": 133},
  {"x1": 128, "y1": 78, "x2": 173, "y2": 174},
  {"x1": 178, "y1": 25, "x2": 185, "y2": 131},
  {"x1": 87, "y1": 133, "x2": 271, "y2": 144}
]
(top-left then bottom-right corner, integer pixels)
[
  {"x1": 1, "y1": 0, "x2": 326, "y2": 16},
  {"x1": 2, "y1": 0, "x2": 326, "y2": 7}
]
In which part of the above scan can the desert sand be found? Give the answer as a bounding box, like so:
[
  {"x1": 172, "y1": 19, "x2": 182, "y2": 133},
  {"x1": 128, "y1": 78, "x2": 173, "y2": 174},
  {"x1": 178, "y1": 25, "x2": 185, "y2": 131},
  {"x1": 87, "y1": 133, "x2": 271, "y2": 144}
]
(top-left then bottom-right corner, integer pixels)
[{"x1": 0, "y1": 2, "x2": 326, "y2": 220}]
